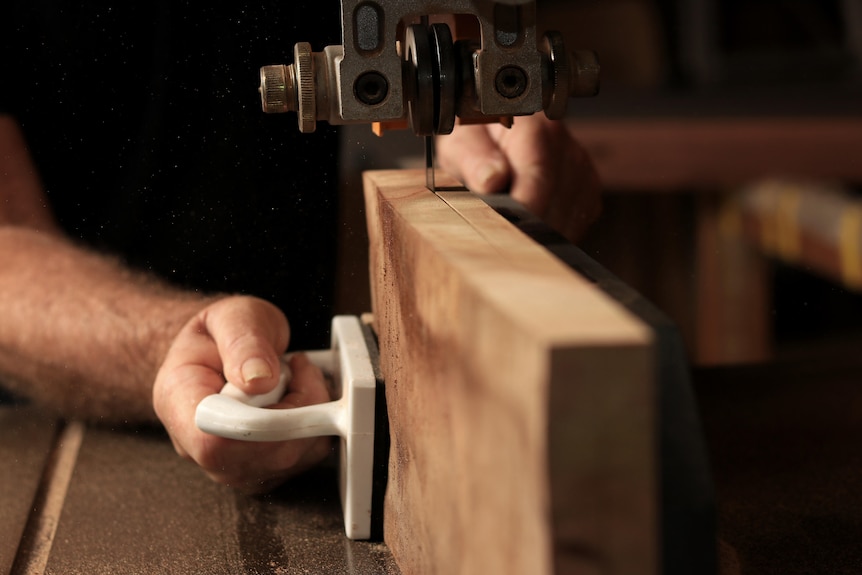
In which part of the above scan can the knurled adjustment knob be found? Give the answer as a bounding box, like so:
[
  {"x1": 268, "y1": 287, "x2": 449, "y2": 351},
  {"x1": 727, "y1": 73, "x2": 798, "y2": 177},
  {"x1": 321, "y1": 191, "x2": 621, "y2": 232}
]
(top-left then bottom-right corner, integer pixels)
[
  {"x1": 259, "y1": 64, "x2": 296, "y2": 114},
  {"x1": 542, "y1": 31, "x2": 571, "y2": 120},
  {"x1": 293, "y1": 42, "x2": 317, "y2": 133},
  {"x1": 541, "y1": 31, "x2": 600, "y2": 120}
]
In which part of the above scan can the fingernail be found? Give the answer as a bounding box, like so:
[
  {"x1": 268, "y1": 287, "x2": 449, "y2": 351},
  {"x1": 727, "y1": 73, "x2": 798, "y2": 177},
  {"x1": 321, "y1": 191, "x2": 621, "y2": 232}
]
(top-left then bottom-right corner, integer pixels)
[{"x1": 242, "y1": 358, "x2": 272, "y2": 383}]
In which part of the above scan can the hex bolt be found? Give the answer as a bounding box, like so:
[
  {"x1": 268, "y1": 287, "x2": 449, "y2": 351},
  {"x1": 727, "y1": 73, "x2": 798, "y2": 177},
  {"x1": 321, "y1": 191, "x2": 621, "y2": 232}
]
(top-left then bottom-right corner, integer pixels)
[{"x1": 495, "y1": 66, "x2": 527, "y2": 99}]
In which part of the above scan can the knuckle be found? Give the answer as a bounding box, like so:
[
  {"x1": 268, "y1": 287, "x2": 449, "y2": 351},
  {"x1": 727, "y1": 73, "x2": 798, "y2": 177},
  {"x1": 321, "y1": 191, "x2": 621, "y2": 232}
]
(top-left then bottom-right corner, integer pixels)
[{"x1": 224, "y1": 331, "x2": 268, "y2": 357}]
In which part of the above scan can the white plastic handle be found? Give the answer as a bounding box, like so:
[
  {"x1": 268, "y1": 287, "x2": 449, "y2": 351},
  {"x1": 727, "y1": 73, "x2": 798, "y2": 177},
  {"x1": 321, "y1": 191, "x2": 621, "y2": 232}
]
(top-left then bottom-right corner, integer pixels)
[
  {"x1": 193, "y1": 316, "x2": 377, "y2": 540},
  {"x1": 195, "y1": 351, "x2": 345, "y2": 442}
]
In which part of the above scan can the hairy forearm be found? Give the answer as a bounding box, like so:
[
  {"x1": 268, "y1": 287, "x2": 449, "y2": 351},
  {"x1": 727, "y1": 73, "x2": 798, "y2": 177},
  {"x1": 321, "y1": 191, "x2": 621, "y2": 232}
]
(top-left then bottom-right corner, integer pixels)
[
  {"x1": 0, "y1": 227, "x2": 219, "y2": 423},
  {"x1": 0, "y1": 114, "x2": 219, "y2": 423}
]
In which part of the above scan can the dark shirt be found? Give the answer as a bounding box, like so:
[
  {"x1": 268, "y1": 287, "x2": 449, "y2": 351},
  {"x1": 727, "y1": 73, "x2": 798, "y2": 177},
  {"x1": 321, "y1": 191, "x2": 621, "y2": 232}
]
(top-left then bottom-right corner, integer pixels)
[{"x1": 1, "y1": 1, "x2": 344, "y2": 349}]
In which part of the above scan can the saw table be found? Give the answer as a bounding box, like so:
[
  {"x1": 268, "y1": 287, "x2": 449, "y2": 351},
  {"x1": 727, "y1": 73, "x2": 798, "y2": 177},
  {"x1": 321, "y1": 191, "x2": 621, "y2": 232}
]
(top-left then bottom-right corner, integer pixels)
[
  {"x1": 6, "y1": 356, "x2": 861, "y2": 575},
  {"x1": 0, "y1": 407, "x2": 400, "y2": 575}
]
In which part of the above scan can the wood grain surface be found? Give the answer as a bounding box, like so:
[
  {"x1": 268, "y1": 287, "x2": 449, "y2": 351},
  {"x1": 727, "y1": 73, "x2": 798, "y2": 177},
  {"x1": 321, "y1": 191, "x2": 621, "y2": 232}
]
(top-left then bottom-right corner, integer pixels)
[{"x1": 364, "y1": 170, "x2": 658, "y2": 575}]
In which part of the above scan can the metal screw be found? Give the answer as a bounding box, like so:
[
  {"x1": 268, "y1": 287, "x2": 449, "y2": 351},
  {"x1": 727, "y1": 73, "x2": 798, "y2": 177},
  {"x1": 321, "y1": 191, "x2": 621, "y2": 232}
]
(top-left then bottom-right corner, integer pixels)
[
  {"x1": 495, "y1": 66, "x2": 527, "y2": 99},
  {"x1": 354, "y1": 71, "x2": 389, "y2": 106}
]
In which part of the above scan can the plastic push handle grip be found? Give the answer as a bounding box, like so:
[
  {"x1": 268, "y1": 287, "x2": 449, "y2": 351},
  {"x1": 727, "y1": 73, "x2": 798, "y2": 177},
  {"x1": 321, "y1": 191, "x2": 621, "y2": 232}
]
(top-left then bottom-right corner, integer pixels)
[
  {"x1": 192, "y1": 316, "x2": 377, "y2": 540},
  {"x1": 194, "y1": 355, "x2": 346, "y2": 442}
]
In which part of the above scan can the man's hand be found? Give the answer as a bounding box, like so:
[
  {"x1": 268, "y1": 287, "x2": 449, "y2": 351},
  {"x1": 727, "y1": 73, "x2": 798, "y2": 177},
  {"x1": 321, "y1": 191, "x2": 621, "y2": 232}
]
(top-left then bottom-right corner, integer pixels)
[
  {"x1": 153, "y1": 296, "x2": 332, "y2": 493},
  {"x1": 436, "y1": 114, "x2": 602, "y2": 243}
]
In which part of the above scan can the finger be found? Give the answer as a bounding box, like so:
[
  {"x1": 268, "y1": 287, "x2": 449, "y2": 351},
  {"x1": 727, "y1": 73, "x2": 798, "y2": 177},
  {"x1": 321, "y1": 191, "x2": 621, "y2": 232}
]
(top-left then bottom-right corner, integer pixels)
[
  {"x1": 153, "y1": 315, "x2": 227, "y2": 457},
  {"x1": 154, "y1": 363, "x2": 226, "y2": 460},
  {"x1": 532, "y1": 120, "x2": 602, "y2": 243},
  {"x1": 212, "y1": 354, "x2": 334, "y2": 491},
  {"x1": 204, "y1": 296, "x2": 290, "y2": 394},
  {"x1": 495, "y1": 116, "x2": 603, "y2": 243},
  {"x1": 217, "y1": 435, "x2": 335, "y2": 494},
  {"x1": 202, "y1": 362, "x2": 333, "y2": 493},
  {"x1": 171, "y1": 395, "x2": 328, "y2": 492},
  {"x1": 493, "y1": 115, "x2": 563, "y2": 216},
  {"x1": 206, "y1": 353, "x2": 331, "y2": 486},
  {"x1": 152, "y1": 300, "x2": 328, "y2": 493},
  {"x1": 549, "y1": 143, "x2": 603, "y2": 243},
  {"x1": 274, "y1": 353, "x2": 331, "y2": 409},
  {"x1": 163, "y1": 357, "x2": 329, "y2": 490},
  {"x1": 436, "y1": 124, "x2": 511, "y2": 194}
]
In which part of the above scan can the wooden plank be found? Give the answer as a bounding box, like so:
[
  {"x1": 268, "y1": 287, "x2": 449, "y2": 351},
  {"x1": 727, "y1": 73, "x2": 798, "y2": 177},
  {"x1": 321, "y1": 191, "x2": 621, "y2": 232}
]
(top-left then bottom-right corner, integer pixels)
[
  {"x1": 364, "y1": 170, "x2": 658, "y2": 575},
  {"x1": 481, "y1": 194, "x2": 717, "y2": 575},
  {"x1": 569, "y1": 118, "x2": 862, "y2": 191},
  {"x1": 0, "y1": 407, "x2": 57, "y2": 575},
  {"x1": 42, "y1": 426, "x2": 399, "y2": 574}
]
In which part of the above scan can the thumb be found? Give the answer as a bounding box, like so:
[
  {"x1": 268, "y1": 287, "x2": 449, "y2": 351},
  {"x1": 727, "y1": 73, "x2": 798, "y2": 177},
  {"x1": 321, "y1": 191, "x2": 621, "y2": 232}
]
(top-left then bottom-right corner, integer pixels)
[
  {"x1": 436, "y1": 124, "x2": 511, "y2": 194},
  {"x1": 205, "y1": 296, "x2": 290, "y2": 395}
]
